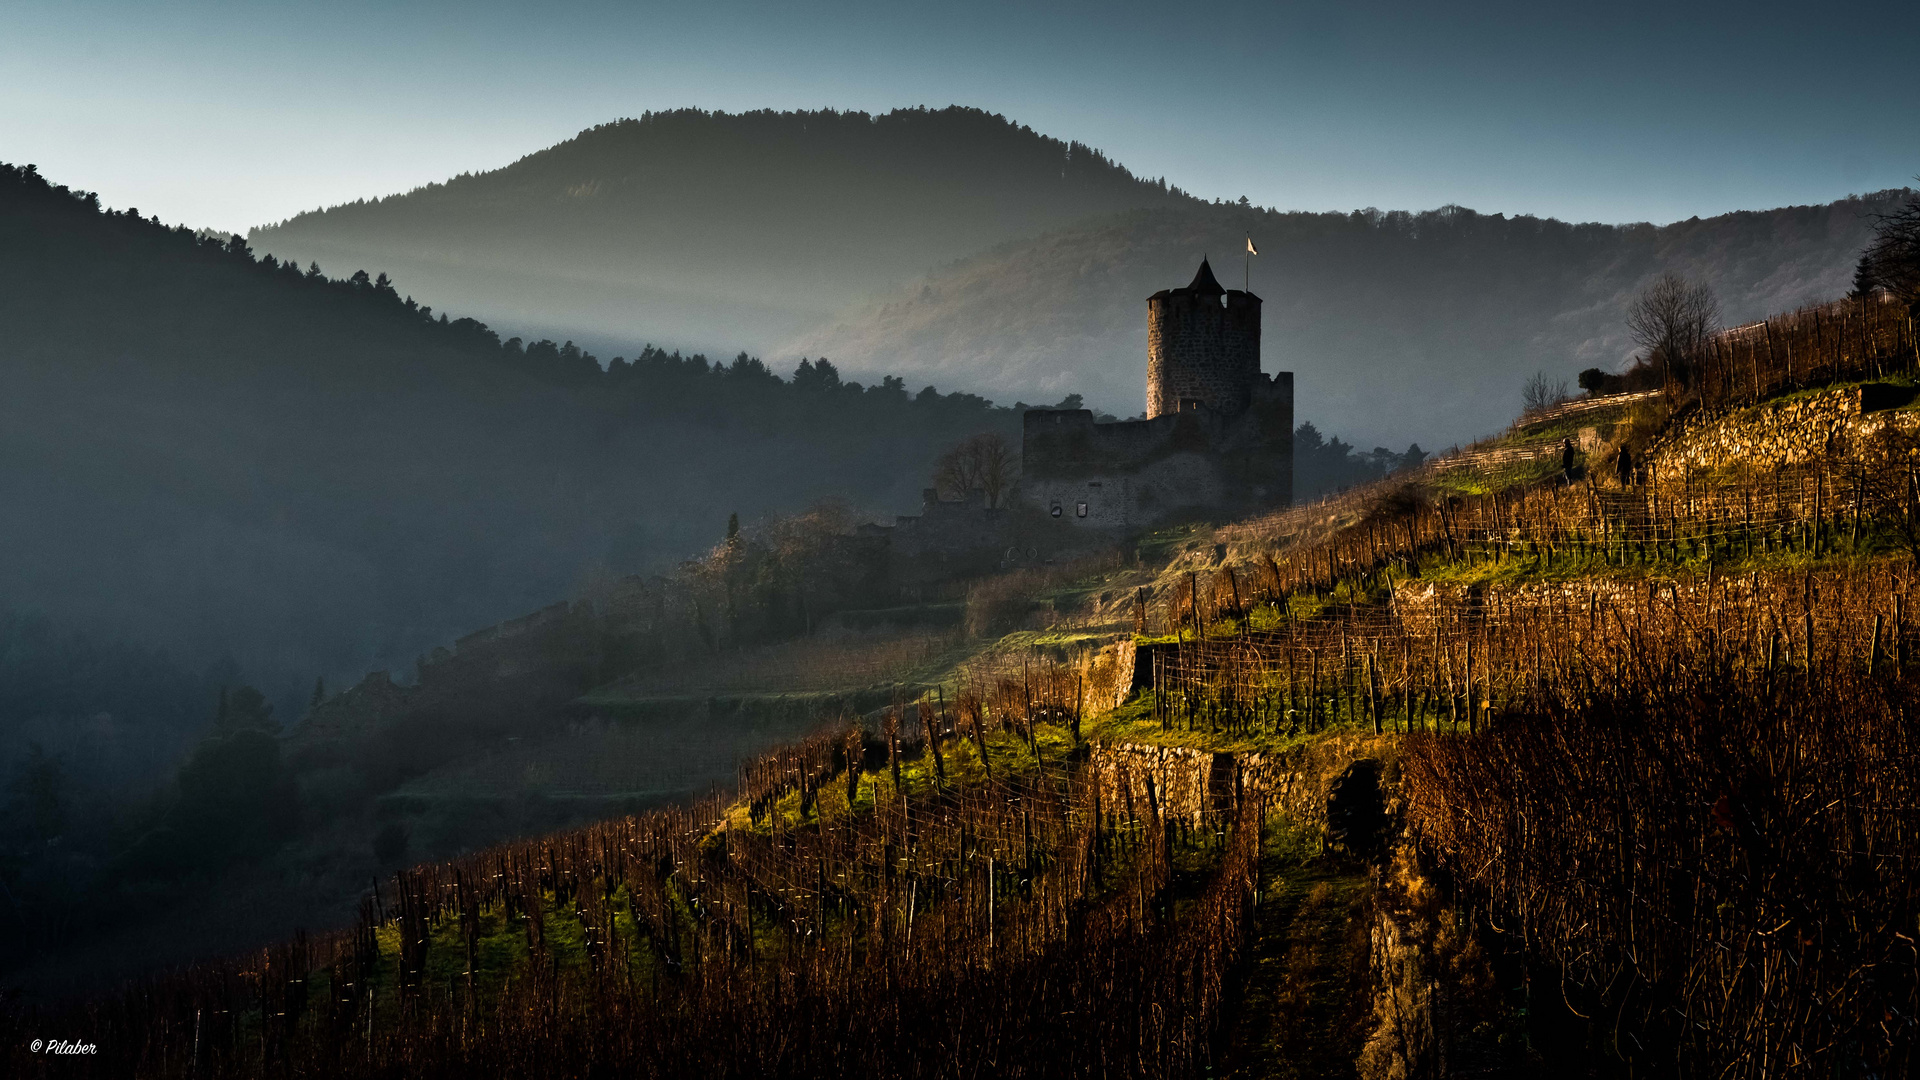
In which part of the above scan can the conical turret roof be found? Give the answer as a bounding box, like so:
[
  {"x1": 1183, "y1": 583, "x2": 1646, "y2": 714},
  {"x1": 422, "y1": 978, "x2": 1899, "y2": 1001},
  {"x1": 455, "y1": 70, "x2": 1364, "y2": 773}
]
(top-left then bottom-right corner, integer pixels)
[{"x1": 1185, "y1": 257, "x2": 1225, "y2": 296}]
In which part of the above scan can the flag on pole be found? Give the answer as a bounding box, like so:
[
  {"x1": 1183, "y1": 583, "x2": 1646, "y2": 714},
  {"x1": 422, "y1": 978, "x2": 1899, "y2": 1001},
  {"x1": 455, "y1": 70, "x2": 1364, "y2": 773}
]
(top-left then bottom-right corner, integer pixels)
[{"x1": 1246, "y1": 236, "x2": 1258, "y2": 255}]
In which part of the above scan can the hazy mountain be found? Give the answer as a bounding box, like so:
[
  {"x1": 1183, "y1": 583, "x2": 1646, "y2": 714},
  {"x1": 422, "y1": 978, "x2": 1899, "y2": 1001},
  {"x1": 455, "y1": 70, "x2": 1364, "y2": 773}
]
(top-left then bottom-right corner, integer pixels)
[
  {"x1": 248, "y1": 107, "x2": 1193, "y2": 357},
  {"x1": 789, "y1": 195, "x2": 1905, "y2": 449},
  {"x1": 0, "y1": 163, "x2": 1023, "y2": 711},
  {"x1": 249, "y1": 105, "x2": 1893, "y2": 450}
]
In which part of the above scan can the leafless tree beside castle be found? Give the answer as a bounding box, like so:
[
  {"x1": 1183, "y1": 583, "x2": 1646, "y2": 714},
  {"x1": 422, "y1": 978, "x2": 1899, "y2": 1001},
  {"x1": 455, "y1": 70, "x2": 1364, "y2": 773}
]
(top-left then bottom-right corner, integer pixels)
[
  {"x1": 1627, "y1": 272, "x2": 1720, "y2": 390},
  {"x1": 933, "y1": 432, "x2": 1017, "y2": 508}
]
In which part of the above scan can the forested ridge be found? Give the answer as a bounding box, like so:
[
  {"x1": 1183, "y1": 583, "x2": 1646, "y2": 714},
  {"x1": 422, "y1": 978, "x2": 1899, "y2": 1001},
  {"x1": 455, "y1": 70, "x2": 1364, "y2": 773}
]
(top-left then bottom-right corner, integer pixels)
[
  {"x1": 8, "y1": 113, "x2": 1910, "y2": 1064},
  {"x1": 250, "y1": 106, "x2": 1195, "y2": 353},
  {"x1": 0, "y1": 160, "x2": 1032, "y2": 985},
  {"x1": 3, "y1": 158, "x2": 1406, "y2": 715},
  {"x1": 0, "y1": 159, "x2": 1032, "y2": 715}
]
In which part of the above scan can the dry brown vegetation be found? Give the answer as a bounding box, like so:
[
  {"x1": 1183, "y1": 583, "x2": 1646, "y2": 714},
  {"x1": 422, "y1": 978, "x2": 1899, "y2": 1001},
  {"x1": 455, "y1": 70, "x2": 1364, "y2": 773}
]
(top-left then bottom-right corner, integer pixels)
[
  {"x1": 1112, "y1": 320, "x2": 1920, "y2": 1072},
  {"x1": 1405, "y1": 617, "x2": 1920, "y2": 1076},
  {"x1": 14, "y1": 287, "x2": 1920, "y2": 1079},
  {"x1": 1205, "y1": 453, "x2": 1920, "y2": 618},
  {"x1": 7, "y1": 701, "x2": 1272, "y2": 1079},
  {"x1": 961, "y1": 550, "x2": 1131, "y2": 638},
  {"x1": 1137, "y1": 555, "x2": 1920, "y2": 1073},
  {"x1": 1693, "y1": 292, "x2": 1917, "y2": 409}
]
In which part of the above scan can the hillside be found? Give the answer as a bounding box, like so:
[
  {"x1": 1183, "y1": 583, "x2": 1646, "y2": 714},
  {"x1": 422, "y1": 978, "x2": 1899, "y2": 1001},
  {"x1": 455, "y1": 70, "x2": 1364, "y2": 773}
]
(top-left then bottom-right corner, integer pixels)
[
  {"x1": 248, "y1": 107, "x2": 1194, "y2": 355},
  {"x1": 17, "y1": 290, "x2": 1920, "y2": 1077},
  {"x1": 0, "y1": 160, "x2": 1431, "y2": 995},
  {"x1": 0, "y1": 161, "x2": 1028, "y2": 713},
  {"x1": 792, "y1": 194, "x2": 1910, "y2": 448}
]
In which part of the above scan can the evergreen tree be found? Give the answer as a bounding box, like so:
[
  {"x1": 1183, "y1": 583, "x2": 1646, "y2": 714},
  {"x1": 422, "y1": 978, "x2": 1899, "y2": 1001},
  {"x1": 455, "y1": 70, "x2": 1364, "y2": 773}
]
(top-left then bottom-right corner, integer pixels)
[{"x1": 151, "y1": 684, "x2": 298, "y2": 870}]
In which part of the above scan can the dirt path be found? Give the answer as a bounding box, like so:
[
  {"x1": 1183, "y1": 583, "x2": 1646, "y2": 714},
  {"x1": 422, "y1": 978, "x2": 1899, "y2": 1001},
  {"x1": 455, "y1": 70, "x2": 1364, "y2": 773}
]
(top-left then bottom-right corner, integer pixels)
[{"x1": 1216, "y1": 850, "x2": 1375, "y2": 1079}]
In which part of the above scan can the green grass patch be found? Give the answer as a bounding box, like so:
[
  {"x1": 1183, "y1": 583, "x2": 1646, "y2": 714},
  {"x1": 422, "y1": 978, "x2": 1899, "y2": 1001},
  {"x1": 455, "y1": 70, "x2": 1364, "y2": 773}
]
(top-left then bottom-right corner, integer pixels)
[
  {"x1": 1410, "y1": 518, "x2": 1912, "y2": 588},
  {"x1": 1084, "y1": 695, "x2": 1380, "y2": 756}
]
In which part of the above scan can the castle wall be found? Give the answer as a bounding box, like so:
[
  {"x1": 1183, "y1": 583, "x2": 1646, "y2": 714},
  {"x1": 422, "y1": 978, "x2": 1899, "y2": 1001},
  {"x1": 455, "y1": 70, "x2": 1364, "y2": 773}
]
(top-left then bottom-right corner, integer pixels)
[
  {"x1": 887, "y1": 259, "x2": 1296, "y2": 547},
  {"x1": 1022, "y1": 371, "x2": 1292, "y2": 531},
  {"x1": 863, "y1": 487, "x2": 1088, "y2": 598}
]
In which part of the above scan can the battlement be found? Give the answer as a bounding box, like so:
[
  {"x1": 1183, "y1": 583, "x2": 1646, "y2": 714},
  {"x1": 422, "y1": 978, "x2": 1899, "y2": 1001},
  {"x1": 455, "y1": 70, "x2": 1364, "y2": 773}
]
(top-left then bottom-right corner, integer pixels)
[{"x1": 1023, "y1": 407, "x2": 1218, "y2": 477}]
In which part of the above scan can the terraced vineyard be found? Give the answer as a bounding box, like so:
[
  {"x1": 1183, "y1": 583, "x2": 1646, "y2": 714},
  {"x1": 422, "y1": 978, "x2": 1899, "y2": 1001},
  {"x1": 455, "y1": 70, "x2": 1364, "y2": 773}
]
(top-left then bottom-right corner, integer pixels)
[{"x1": 11, "y1": 294, "x2": 1920, "y2": 1077}]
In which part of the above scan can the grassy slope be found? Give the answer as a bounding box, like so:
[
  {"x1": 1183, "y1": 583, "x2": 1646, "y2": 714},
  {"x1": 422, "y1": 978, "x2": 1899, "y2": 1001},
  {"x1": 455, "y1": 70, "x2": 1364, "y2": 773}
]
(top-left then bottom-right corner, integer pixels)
[{"x1": 1219, "y1": 847, "x2": 1375, "y2": 1079}]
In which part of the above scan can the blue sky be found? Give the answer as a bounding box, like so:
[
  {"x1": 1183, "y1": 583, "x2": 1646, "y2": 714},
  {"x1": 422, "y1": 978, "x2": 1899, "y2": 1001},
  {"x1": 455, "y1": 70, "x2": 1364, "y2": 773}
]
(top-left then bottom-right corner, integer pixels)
[{"x1": 4, "y1": 0, "x2": 1916, "y2": 234}]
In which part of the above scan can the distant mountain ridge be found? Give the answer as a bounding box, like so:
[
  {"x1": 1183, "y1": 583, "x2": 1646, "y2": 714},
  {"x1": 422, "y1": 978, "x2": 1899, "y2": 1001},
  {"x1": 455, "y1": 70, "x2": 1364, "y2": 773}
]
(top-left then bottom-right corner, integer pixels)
[
  {"x1": 251, "y1": 105, "x2": 1899, "y2": 449},
  {"x1": 250, "y1": 107, "x2": 1194, "y2": 354},
  {"x1": 789, "y1": 195, "x2": 1905, "y2": 447}
]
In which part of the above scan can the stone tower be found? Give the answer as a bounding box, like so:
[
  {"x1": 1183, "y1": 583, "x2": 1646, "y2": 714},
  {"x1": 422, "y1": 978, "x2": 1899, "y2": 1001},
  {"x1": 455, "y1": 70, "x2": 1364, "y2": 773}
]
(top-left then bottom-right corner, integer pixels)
[{"x1": 1145, "y1": 258, "x2": 1262, "y2": 419}]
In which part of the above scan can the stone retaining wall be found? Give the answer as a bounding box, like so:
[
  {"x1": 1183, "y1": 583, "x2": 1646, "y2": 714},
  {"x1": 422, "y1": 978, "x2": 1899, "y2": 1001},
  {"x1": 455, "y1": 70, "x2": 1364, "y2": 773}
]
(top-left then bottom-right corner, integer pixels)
[
  {"x1": 1088, "y1": 732, "x2": 1396, "y2": 831},
  {"x1": 1653, "y1": 385, "x2": 1920, "y2": 479}
]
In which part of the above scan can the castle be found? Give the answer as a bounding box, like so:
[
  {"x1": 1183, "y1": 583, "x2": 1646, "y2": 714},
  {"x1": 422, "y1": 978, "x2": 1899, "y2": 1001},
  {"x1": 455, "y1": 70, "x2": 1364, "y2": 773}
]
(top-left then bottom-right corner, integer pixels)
[
  {"x1": 871, "y1": 259, "x2": 1292, "y2": 590},
  {"x1": 1021, "y1": 258, "x2": 1293, "y2": 529},
  {"x1": 300, "y1": 262, "x2": 1298, "y2": 729}
]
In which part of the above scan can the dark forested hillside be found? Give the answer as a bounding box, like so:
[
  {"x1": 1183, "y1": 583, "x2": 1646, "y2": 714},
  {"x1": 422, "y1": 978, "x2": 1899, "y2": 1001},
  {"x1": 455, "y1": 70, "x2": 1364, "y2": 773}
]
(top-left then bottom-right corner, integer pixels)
[
  {"x1": 249, "y1": 107, "x2": 1193, "y2": 355},
  {"x1": 792, "y1": 194, "x2": 1909, "y2": 448},
  {"x1": 0, "y1": 162, "x2": 1026, "y2": 711}
]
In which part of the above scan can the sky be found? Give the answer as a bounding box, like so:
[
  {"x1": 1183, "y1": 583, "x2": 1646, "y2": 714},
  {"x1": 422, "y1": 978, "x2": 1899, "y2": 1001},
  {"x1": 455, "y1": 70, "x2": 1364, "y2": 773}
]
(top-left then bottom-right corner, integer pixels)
[{"x1": 4, "y1": 0, "x2": 1916, "y2": 236}]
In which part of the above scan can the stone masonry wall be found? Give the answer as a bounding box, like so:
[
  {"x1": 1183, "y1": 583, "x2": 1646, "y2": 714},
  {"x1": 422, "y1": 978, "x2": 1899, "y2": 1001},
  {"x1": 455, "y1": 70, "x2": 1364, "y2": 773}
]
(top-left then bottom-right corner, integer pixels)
[
  {"x1": 1654, "y1": 384, "x2": 1920, "y2": 480},
  {"x1": 1221, "y1": 291, "x2": 1261, "y2": 401},
  {"x1": 1023, "y1": 455, "x2": 1227, "y2": 531},
  {"x1": 1021, "y1": 375, "x2": 1291, "y2": 532},
  {"x1": 1147, "y1": 291, "x2": 1261, "y2": 419},
  {"x1": 1088, "y1": 733, "x2": 1396, "y2": 832}
]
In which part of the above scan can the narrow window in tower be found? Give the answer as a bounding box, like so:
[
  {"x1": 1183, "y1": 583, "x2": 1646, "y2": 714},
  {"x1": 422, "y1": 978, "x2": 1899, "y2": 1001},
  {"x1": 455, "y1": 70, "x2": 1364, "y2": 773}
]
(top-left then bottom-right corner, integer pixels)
[
  {"x1": 1050, "y1": 503, "x2": 1063, "y2": 518},
  {"x1": 1076, "y1": 502, "x2": 1089, "y2": 518}
]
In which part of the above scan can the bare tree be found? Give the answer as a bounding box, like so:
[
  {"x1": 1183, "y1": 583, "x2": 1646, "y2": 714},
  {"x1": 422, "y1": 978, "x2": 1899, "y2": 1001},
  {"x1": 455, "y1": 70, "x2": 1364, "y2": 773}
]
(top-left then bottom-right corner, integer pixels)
[
  {"x1": 1853, "y1": 187, "x2": 1920, "y2": 309},
  {"x1": 933, "y1": 433, "x2": 1017, "y2": 508},
  {"x1": 1521, "y1": 371, "x2": 1569, "y2": 416},
  {"x1": 1627, "y1": 273, "x2": 1720, "y2": 390}
]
